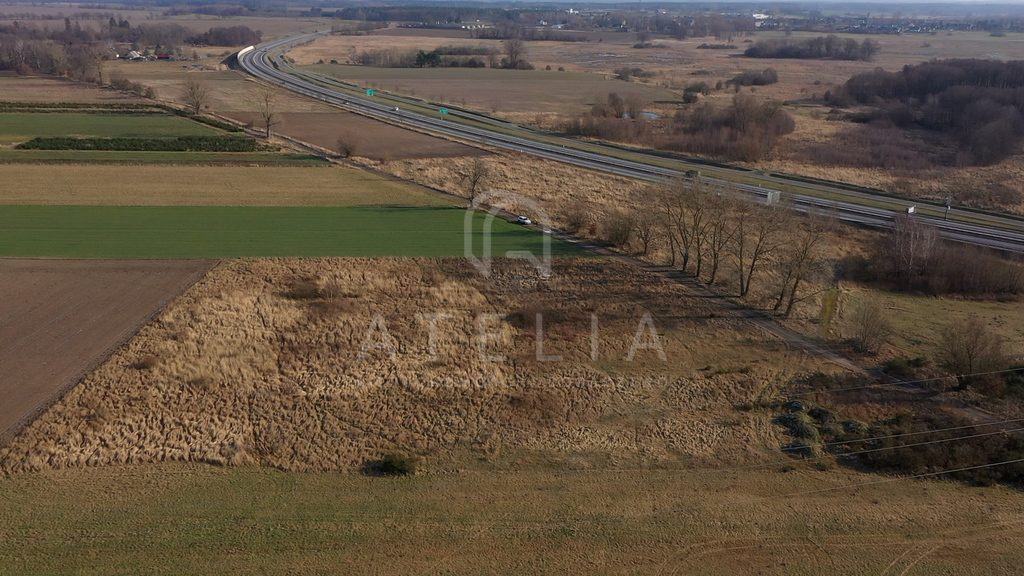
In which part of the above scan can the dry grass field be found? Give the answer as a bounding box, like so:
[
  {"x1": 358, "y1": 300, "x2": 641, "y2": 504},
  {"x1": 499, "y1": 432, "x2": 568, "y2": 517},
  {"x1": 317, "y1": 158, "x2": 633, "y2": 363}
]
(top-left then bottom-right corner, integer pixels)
[
  {"x1": 2, "y1": 462, "x2": 1024, "y2": 575},
  {"x1": 353, "y1": 151, "x2": 648, "y2": 227},
  {"x1": 0, "y1": 76, "x2": 146, "y2": 104},
  {"x1": 0, "y1": 257, "x2": 842, "y2": 474},
  {"x1": 300, "y1": 60, "x2": 680, "y2": 116},
  {"x1": 0, "y1": 4, "x2": 327, "y2": 41},
  {"x1": 832, "y1": 287, "x2": 1024, "y2": 363},
  {"x1": 0, "y1": 164, "x2": 447, "y2": 206},
  {"x1": 222, "y1": 111, "x2": 481, "y2": 160},
  {"x1": 0, "y1": 259, "x2": 212, "y2": 442}
]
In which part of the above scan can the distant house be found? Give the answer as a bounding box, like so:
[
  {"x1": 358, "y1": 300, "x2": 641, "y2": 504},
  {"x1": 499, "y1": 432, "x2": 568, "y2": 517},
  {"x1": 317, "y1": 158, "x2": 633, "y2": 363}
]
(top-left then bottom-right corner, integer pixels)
[
  {"x1": 156, "y1": 54, "x2": 171, "y2": 60},
  {"x1": 124, "y1": 50, "x2": 144, "y2": 61}
]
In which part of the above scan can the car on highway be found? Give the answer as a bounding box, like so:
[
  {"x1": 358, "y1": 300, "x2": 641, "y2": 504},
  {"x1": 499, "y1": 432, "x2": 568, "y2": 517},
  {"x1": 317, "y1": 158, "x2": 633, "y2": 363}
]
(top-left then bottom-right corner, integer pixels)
[
  {"x1": 392, "y1": 107, "x2": 399, "y2": 111},
  {"x1": 517, "y1": 216, "x2": 532, "y2": 225}
]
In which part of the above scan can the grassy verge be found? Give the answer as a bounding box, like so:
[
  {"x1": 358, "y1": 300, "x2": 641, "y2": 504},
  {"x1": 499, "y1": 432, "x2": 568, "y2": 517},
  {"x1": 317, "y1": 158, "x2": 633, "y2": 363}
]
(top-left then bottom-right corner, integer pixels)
[
  {"x1": 0, "y1": 463, "x2": 1021, "y2": 575},
  {"x1": 0, "y1": 205, "x2": 583, "y2": 258}
]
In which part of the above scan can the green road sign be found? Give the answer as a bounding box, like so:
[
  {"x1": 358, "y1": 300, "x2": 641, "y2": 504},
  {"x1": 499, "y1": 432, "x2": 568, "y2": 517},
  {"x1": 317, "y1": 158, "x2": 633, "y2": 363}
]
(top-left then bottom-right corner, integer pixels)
[
  {"x1": 439, "y1": 108, "x2": 448, "y2": 114},
  {"x1": 366, "y1": 89, "x2": 374, "y2": 96}
]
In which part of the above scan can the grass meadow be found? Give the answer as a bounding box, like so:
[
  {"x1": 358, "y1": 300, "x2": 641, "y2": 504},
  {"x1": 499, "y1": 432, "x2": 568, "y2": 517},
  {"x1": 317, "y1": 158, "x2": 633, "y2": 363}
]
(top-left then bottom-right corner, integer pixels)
[
  {"x1": 1, "y1": 462, "x2": 1023, "y2": 575},
  {"x1": 0, "y1": 205, "x2": 582, "y2": 258}
]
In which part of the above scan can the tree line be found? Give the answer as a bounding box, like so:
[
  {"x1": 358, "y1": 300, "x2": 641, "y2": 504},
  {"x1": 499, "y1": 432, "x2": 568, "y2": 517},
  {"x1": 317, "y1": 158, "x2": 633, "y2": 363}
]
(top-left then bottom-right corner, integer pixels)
[
  {"x1": 568, "y1": 177, "x2": 834, "y2": 317},
  {"x1": 745, "y1": 35, "x2": 880, "y2": 61},
  {"x1": 831, "y1": 59, "x2": 1024, "y2": 166}
]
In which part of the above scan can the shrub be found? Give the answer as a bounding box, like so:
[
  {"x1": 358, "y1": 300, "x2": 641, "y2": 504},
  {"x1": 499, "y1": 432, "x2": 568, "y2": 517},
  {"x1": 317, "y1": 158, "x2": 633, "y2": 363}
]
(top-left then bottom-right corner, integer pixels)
[
  {"x1": 282, "y1": 279, "x2": 322, "y2": 300},
  {"x1": 600, "y1": 211, "x2": 634, "y2": 247},
  {"x1": 369, "y1": 452, "x2": 422, "y2": 476},
  {"x1": 133, "y1": 355, "x2": 159, "y2": 370},
  {"x1": 882, "y1": 358, "x2": 914, "y2": 379}
]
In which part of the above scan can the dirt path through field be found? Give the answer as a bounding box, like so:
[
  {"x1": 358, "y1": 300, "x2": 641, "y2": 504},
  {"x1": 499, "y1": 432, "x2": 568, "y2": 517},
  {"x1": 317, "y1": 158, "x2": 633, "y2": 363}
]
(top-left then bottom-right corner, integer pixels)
[{"x1": 0, "y1": 259, "x2": 215, "y2": 444}]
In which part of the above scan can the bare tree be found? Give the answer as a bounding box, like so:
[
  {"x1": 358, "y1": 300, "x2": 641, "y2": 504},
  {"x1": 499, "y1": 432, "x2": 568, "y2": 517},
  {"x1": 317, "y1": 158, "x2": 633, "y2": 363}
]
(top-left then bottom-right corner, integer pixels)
[
  {"x1": 888, "y1": 213, "x2": 939, "y2": 288},
  {"x1": 631, "y1": 202, "x2": 659, "y2": 255},
  {"x1": 252, "y1": 86, "x2": 280, "y2": 138},
  {"x1": 937, "y1": 317, "x2": 1007, "y2": 391},
  {"x1": 635, "y1": 30, "x2": 652, "y2": 46},
  {"x1": 731, "y1": 197, "x2": 785, "y2": 297},
  {"x1": 703, "y1": 187, "x2": 736, "y2": 284},
  {"x1": 625, "y1": 94, "x2": 646, "y2": 119},
  {"x1": 685, "y1": 179, "x2": 712, "y2": 278},
  {"x1": 92, "y1": 51, "x2": 106, "y2": 85},
  {"x1": 850, "y1": 297, "x2": 892, "y2": 354},
  {"x1": 336, "y1": 131, "x2": 358, "y2": 158},
  {"x1": 562, "y1": 201, "x2": 589, "y2": 235},
  {"x1": 502, "y1": 38, "x2": 526, "y2": 69},
  {"x1": 465, "y1": 157, "x2": 489, "y2": 199},
  {"x1": 600, "y1": 210, "x2": 634, "y2": 247},
  {"x1": 181, "y1": 76, "x2": 212, "y2": 115},
  {"x1": 653, "y1": 176, "x2": 704, "y2": 273},
  {"x1": 774, "y1": 208, "x2": 832, "y2": 317}
]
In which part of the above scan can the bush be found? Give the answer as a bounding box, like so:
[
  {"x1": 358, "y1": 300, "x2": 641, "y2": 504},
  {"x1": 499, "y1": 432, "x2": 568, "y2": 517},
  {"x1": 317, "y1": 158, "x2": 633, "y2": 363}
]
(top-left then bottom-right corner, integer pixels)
[
  {"x1": 600, "y1": 211, "x2": 634, "y2": 247},
  {"x1": 282, "y1": 279, "x2": 322, "y2": 300},
  {"x1": 369, "y1": 452, "x2": 422, "y2": 476},
  {"x1": 728, "y1": 68, "x2": 779, "y2": 87}
]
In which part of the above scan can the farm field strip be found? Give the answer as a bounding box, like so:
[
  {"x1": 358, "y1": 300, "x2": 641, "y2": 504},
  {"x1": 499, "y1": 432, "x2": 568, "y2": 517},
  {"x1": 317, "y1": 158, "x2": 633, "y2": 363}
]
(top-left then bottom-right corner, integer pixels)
[
  {"x1": 1, "y1": 462, "x2": 1023, "y2": 575},
  {"x1": 0, "y1": 205, "x2": 584, "y2": 258},
  {"x1": 0, "y1": 112, "x2": 221, "y2": 145},
  {"x1": 0, "y1": 164, "x2": 445, "y2": 206},
  {"x1": 0, "y1": 259, "x2": 213, "y2": 442},
  {"x1": 0, "y1": 149, "x2": 330, "y2": 166}
]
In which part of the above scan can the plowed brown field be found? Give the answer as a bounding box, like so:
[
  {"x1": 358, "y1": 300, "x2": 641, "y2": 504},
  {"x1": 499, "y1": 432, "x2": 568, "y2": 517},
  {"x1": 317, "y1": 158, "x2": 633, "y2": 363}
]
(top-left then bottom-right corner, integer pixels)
[{"x1": 0, "y1": 259, "x2": 214, "y2": 443}]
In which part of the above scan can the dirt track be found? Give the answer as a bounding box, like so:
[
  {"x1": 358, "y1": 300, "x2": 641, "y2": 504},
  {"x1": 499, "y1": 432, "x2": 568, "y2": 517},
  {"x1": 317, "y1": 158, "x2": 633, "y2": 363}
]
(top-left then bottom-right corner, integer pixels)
[{"x1": 0, "y1": 259, "x2": 214, "y2": 443}]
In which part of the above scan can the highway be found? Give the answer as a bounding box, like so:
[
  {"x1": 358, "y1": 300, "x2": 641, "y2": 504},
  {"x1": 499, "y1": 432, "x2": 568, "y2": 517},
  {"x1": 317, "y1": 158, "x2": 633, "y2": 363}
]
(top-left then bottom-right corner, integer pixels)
[{"x1": 238, "y1": 34, "x2": 1024, "y2": 253}]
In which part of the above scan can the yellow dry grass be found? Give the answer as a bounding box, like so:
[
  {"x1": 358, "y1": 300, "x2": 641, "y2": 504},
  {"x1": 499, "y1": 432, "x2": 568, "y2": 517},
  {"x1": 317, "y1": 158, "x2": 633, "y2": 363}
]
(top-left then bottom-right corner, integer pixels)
[
  {"x1": 0, "y1": 257, "x2": 842, "y2": 474},
  {"x1": 352, "y1": 151, "x2": 648, "y2": 227},
  {"x1": 0, "y1": 76, "x2": 147, "y2": 104},
  {"x1": 0, "y1": 164, "x2": 447, "y2": 206}
]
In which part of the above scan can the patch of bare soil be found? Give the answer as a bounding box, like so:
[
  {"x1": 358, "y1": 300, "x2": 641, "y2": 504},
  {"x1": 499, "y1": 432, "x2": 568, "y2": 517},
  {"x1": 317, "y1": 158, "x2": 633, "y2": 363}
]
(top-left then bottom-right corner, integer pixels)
[
  {"x1": 0, "y1": 257, "x2": 842, "y2": 473},
  {"x1": 0, "y1": 259, "x2": 214, "y2": 444}
]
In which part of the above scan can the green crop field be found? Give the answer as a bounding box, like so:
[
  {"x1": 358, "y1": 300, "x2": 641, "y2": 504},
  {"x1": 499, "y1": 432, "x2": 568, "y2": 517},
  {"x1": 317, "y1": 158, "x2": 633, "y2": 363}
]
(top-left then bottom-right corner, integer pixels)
[
  {"x1": 0, "y1": 205, "x2": 583, "y2": 258},
  {"x1": 0, "y1": 113, "x2": 220, "y2": 145},
  {"x1": 0, "y1": 149, "x2": 330, "y2": 166}
]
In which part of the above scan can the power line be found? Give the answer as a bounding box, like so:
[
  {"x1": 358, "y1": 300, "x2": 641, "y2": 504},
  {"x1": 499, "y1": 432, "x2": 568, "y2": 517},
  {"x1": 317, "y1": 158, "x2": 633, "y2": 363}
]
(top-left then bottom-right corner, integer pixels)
[{"x1": 786, "y1": 367, "x2": 1023, "y2": 398}]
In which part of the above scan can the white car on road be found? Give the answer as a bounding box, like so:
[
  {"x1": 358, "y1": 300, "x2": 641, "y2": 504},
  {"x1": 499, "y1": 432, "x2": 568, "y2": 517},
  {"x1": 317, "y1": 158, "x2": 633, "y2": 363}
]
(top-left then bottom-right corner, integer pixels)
[{"x1": 517, "y1": 216, "x2": 532, "y2": 225}]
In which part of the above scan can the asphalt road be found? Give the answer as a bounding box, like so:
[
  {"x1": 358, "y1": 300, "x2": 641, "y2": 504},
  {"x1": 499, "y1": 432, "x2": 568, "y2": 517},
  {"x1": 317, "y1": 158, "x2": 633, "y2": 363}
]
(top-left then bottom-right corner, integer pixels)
[{"x1": 238, "y1": 34, "x2": 1024, "y2": 253}]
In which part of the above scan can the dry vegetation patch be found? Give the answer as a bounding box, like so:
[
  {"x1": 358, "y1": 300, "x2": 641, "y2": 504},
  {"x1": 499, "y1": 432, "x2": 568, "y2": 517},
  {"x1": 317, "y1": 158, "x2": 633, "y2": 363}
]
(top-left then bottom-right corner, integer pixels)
[{"x1": 0, "y1": 257, "x2": 841, "y2": 473}]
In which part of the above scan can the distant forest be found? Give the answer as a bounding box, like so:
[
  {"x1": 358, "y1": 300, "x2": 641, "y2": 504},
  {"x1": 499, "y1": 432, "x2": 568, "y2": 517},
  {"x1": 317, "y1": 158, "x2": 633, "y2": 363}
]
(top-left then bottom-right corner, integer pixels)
[
  {"x1": 833, "y1": 59, "x2": 1024, "y2": 166},
  {"x1": 745, "y1": 35, "x2": 880, "y2": 61}
]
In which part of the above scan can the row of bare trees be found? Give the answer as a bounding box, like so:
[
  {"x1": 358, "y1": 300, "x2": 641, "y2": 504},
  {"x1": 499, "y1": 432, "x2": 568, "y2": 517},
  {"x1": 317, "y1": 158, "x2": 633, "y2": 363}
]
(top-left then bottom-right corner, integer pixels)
[{"x1": 593, "y1": 177, "x2": 833, "y2": 316}]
